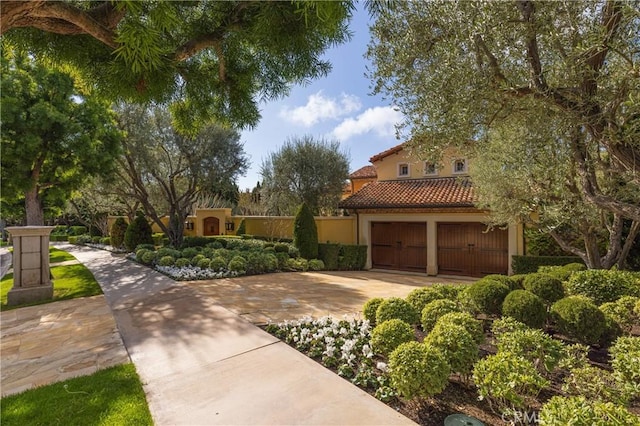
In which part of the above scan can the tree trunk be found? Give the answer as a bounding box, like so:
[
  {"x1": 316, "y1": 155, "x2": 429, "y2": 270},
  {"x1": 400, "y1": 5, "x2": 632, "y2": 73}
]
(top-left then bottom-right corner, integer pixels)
[
  {"x1": 617, "y1": 221, "x2": 640, "y2": 270},
  {"x1": 168, "y1": 213, "x2": 185, "y2": 248},
  {"x1": 25, "y1": 187, "x2": 44, "y2": 225}
]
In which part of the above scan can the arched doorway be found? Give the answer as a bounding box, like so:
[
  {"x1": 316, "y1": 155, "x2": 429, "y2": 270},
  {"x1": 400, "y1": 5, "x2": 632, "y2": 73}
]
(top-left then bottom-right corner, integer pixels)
[{"x1": 203, "y1": 217, "x2": 220, "y2": 236}]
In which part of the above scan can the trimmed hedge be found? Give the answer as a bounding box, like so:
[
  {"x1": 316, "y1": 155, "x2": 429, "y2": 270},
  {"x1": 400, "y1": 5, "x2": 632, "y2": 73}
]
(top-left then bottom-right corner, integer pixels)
[
  {"x1": 337, "y1": 244, "x2": 367, "y2": 270},
  {"x1": 293, "y1": 202, "x2": 318, "y2": 259},
  {"x1": 512, "y1": 255, "x2": 584, "y2": 275},
  {"x1": 318, "y1": 243, "x2": 340, "y2": 270}
]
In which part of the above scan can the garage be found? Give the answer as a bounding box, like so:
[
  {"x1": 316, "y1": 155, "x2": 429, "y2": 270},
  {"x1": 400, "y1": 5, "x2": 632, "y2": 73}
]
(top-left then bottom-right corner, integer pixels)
[
  {"x1": 371, "y1": 222, "x2": 427, "y2": 272},
  {"x1": 437, "y1": 223, "x2": 508, "y2": 277}
]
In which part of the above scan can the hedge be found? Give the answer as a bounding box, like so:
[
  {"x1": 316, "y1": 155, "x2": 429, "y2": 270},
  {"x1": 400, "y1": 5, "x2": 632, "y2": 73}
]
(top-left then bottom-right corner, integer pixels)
[
  {"x1": 338, "y1": 244, "x2": 367, "y2": 270},
  {"x1": 318, "y1": 243, "x2": 340, "y2": 270},
  {"x1": 512, "y1": 255, "x2": 584, "y2": 275}
]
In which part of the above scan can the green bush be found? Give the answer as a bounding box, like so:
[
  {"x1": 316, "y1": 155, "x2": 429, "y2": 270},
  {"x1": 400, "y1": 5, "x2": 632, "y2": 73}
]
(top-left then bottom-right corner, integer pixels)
[
  {"x1": 406, "y1": 287, "x2": 448, "y2": 313},
  {"x1": 337, "y1": 245, "x2": 367, "y2": 270},
  {"x1": 539, "y1": 396, "x2": 640, "y2": 426},
  {"x1": 152, "y1": 233, "x2": 164, "y2": 246},
  {"x1": 100, "y1": 236, "x2": 111, "y2": 245},
  {"x1": 135, "y1": 248, "x2": 150, "y2": 261},
  {"x1": 435, "y1": 312, "x2": 484, "y2": 345},
  {"x1": 140, "y1": 251, "x2": 156, "y2": 266},
  {"x1": 502, "y1": 289, "x2": 547, "y2": 329},
  {"x1": 180, "y1": 236, "x2": 214, "y2": 249},
  {"x1": 509, "y1": 274, "x2": 528, "y2": 289},
  {"x1": 91, "y1": 236, "x2": 101, "y2": 243},
  {"x1": 191, "y1": 254, "x2": 206, "y2": 265},
  {"x1": 209, "y1": 256, "x2": 227, "y2": 271},
  {"x1": 285, "y1": 257, "x2": 309, "y2": 271},
  {"x1": 75, "y1": 234, "x2": 92, "y2": 244},
  {"x1": 181, "y1": 247, "x2": 199, "y2": 259},
  {"x1": 274, "y1": 243, "x2": 290, "y2": 254},
  {"x1": 388, "y1": 342, "x2": 450, "y2": 399},
  {"x1": 376, "y1": 297, "x2": 419, "y2": 325},
  {"x1": 538, "y1": 263, "x2": 586, "y2": 281},
  {"x1": 464, "y1": 280, "x2": 510, "y2": 316},
  {"x1": 370, "y1": 319, "x2": 415, "y2": 356},
  {"x1": 197, "y1": 258, "x2": 211, "y2": 269},
  {"x1": 245, "y1": 252, "x2": 278, "y2": 274},
  {"x1": 318, "y1": 243, "x2": 340, "y2": 270},
  {"x1": 490, "y1": 316, "x2": 530, "y2": 337},
  {"x1": 421, "y1": 299, "x2": 460, "y2": 333},
  {"x1": 482, "y1": 275, "x2": 519, "y2": 291},
  {"x1": 293, "y1": 202, "x2": 318, "y2": 259},
  {"x1": 600, "y1": 296, "x2": 639, "y2": 335},
  {"x1": 562, "y1": 365, "x2": 631, "y2": 405},
  {"x1": 275, "y1": 252, "x2": 289, "y2": 270},
  {"x1": 235, "y1": 219, "x2": 246, "y2": 236},
  {"x1": 363, "y1": 298, "x2": 385, "y2": 326},
  {"x1": 308, "y1": 259, "x2": 325, "y2": 271},
  {"x1": 135, "y1": 243, "x2": 155, "y2": 251},
  {"x1": 158, "y1": 256, "x2": 175, "y2": 267},
  {"x1": 69, "y1": 225, "x2": 88, "y2": 236},
  {"x1": 523, "y1": 273, "x2": 565, "y2": 304},
  {"x1": 473, "y1": 352, "x2": 549, "y2": 412},
  {"x1": 175, "y1": 258, "x2": 190, "y2": 268},
  {"x1": 109, "y1": 217, "x2": 128, "y2": 248},
  {"x1": 551, "y1": 296, "x2": 606, "y2": 345},
  {"x1": 566, "y1": 270, "x2": 640, "y2": 305},
  {"x1": 425, "y1": 322, "x2": 479, "y2": 377},
  {"x1": 156, "y1": 247, "x2": 181, "y2": 259},
  {"x1": 124, "y1": 213, "x2": 154, "y2": 252},
  {"x1": 610, "y1": 336, "x2": 640, "y2": 388},
  {"x1": 227, "y1": 255, "x2": 247, "y2": 273},
  {"x1": 511, "y1": 255, "x2": 584, "y2": 274},
  {"x1": 496, "y1": 328, "x2": 565, "y2": 376}
]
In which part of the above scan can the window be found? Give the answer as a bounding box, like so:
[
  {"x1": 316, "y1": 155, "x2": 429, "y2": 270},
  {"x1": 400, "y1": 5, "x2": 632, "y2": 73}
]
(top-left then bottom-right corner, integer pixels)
[
  {"x1": 424, "y1": 161, "x2": 438, "y2": 176},
  {"x1": 453, "y1": 159, "x2": 467, "y2": 174},
  {"x1": 398, "y1": 163, "x2": 410, "y2": 177}
]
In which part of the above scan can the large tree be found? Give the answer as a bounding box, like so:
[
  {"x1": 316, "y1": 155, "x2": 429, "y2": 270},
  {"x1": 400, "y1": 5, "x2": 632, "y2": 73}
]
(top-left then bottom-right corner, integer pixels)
[
  {"x1": 1, "y1": 1, "x2": 354, "y2": 130},
  {"x1": 367, "y1": 0, "x2": 640, "y2": 268},
  {"x1": 261, "y1": 136, "x2": 350, "y2": 216},
  {"x1": 116, "y1": 104, "x2": 248, "y2": 247},
  {"x1": 1, "y1": 52, "x2": 121, "y2": 225}
]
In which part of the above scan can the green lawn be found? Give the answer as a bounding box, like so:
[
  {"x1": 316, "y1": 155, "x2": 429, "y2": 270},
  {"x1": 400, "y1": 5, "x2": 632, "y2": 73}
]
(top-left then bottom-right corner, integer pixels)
[
  {"x1": 1, "y1": 364, "x2": 153, "y2": 426},
  {"x1": 1, "y1": 248, "x2": 102, "y2": 310}
]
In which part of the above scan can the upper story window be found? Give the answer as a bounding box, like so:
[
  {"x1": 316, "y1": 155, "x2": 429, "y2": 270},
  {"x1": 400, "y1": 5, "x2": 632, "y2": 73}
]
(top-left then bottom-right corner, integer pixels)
[
  {"x1": 424, "y1": 161, "x2": 438, "y2": 176},
  {"x1": 453, "y1": 159, "x2": 468, "y2": 174},
  {"x1": 398, "y1": 163, "x2": 410, "y2": 177}
]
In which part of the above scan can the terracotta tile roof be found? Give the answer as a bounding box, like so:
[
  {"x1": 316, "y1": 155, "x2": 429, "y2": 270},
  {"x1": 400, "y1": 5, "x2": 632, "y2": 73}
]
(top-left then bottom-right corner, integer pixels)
[
  {"x1": 349, "y1": 165, "x2": 377, "y2": 179},
  {"x1": 369, "y1": 143, "x2": 406, "y2": 163},
  {"x1": 339, "y1": 177, "x2": 475, "y2": 209}
]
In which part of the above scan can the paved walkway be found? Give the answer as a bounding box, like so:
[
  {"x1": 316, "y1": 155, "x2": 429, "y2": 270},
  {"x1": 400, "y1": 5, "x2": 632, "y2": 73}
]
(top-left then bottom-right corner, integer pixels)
[{"x1": 1, "y1": 245, "x2": 473, "y2": 424}]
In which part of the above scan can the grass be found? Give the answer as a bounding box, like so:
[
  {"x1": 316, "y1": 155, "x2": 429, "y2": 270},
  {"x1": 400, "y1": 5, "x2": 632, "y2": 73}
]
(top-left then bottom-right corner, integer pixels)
[
  {"x1": 0, "y1": 364, "x2": 153, "y2": 426},
  {"x1": 1, "y1": 248, "x2": 102, "y2": 310}
]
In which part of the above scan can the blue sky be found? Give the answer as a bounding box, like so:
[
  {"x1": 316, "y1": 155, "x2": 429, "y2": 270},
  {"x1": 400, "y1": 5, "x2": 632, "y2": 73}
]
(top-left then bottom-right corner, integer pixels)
[{"x1": 238, "y1": 5, "x2": 403, "y2": 191}]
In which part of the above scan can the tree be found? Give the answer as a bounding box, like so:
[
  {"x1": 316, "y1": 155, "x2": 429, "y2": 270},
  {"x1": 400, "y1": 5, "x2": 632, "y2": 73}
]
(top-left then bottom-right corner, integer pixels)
[
  {"x1": 0, "y1": 52, "x2": 121, "y2": 225},
  {"x1": 367, "y1": 1, "x2": 640, "y2": 268},
  {"x1": 1, "y1": 1, "x2": 354, "y2": 130},
  {"x1": 293, "y1": 202, "x2": 319, "y2": 259},
  {"x1": 261, "y1": 136, "x2": 350, "y2": 215},
  {"x1": 116, "y1": 104, "x2": 249, "y2": 248},
  {"x1": 124, "y1": 212, "x2": 153, "y2": 252}
]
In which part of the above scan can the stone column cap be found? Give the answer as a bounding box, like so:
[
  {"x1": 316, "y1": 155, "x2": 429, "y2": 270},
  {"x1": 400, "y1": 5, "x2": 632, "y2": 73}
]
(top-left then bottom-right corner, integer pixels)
[{"x1": 6, "y1": 226, "x2": 56, "y2": 236}]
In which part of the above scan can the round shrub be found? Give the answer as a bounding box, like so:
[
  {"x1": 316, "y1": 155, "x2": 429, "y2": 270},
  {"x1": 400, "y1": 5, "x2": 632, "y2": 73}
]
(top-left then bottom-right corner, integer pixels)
[
  {"x1": 100, "y1": 236, "x2": 111, "y2": 245},
  {"x1": 197, "y1": 258, "x2": 211, "y2": 269},
  {"x1": 388, "y1": 341, "x2": 450, "y2": 399},
  {"x1": 502, "y1": 289, "x2": 547, "y2": 329},
  {"x1": 436, "y1": 312, "x2": 484, "y2": 344},
  {"x1": 275, "y1": 252, "x2": 289, "y2": 270},
  {"x1": 156, "y1": 247, "x2": 180, "y2": 259},
  {"x1": 551, "y1": 296, "x2": 606, "y2": 345},
  {"x1": 140, "y1": 251, "x2": 156, "y2": 265},
  {"x1": 406, "y1": 287, "x2": 448, "y2": 313},
  {"x1": 496, "y1": 328, "x2": 565, "y2": 376},
  {"x1": 135, "y1": 243, "x2": 155, "y2": 251},
  {"x1": 421, "y1": 299, "x2": 460, "y2": 333},
  {"x1": 432, "y1": 283, "x2": 467, "y2": 299},
  {"x1": 209, "y1": 256, "x2": 227, "y2": 271},
  {"x1": 124, "y1": 212, "x2": 154, "y2": 252},
  {"x1": 308, "y1": 259, "x2": 325, "y2": 271},
  {"x1": 523, "y1": 273, "x2": 565, "y2": 304},
  {"x1": 135, "y1": 248, "x2": 151, "y2": 261},
  {"x1": 370, "y1": 319, "x2": 415, "y2": 356},
  {"x1": 363, "y1": 298, "x2": 384, "y2": 326},
  {"x1": 539, "y1": 396, "x2": 640, "y2": 426},
  {"x1": 566, "y1": 269, "x2": 640, "y2": 305},
  {"x1": 158, "y1": 255, "x2": 175, "y2": 267},
  {"x1": 464, "y1": 280, "x2": 510, "y2": 316},
  {"x1": 286, "y1": 257, "x2": 308, "y2": 271},
  {"x1": 110, "y1": 217, "x2": 128, "y2": 249},
  {"x1": 425, "y1": 322, "x2": 479, "y2": 376},
  {"x1": 274, "y1": 243, "x2": 290, "y2": 254},
  {"x1": 191, "y1": 254, "x2": 206, "y2": 266},
  {"x1": 600, "y1": 296, "x2": 638, "y2": 334},
  {"x1": 228, "y1": 255, "x2": 247, "y2": 273},
  {"x1": 610, "y1": 336, "x2": 640, "y2": 387},
  {"x1": 490, "y1": 316, "x2": 530, "y2": 336},
  {"x1": 509, "y1": 274, "x2": 527, "y2": 289},
  {"x1": 562, "y1": 365, "x2": 631, "y2": 406},
  {"x1": 175, "y1": 258, "x2": 190, "y2": 268},
  {"x1": 482, "y1": 274, "x2": 519, "y2": 291},
  {"x1": 181, "y1": 247, "x2": 199, "y2": 259},
  {"x1": 376, "y1": 297, "x2": 419, "y2": 325}
]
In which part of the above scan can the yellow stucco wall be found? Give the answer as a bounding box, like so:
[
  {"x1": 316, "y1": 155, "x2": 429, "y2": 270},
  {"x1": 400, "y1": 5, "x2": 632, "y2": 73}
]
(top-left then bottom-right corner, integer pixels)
[
  {"x1": 374, "y1": 147, "x2": 471, "y2": 181},
  {"x1": 231, "y1": 216, "x2": 356, "y2": 244}
]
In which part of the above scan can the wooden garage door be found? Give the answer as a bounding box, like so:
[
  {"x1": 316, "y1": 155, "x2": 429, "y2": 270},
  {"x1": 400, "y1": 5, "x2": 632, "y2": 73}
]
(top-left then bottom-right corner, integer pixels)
[
  {"x1": 371, "y1": 222, "x2": 426, "y2": 272},
  {"x1": 437, "y1": 223, "x2": 508, "y2": 277}
]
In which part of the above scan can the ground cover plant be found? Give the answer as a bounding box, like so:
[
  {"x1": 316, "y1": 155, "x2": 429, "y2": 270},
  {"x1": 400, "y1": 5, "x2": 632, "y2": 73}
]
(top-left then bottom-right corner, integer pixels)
[
  {"x1": 0, "y1": 364, "x2": 152, "y2": 426},
  {"x1": 1, "y1": 248, "x2": 103, "y2": 310},
  {"x1": 265, "y1": 271, "x2": 640, "y2": 425}
]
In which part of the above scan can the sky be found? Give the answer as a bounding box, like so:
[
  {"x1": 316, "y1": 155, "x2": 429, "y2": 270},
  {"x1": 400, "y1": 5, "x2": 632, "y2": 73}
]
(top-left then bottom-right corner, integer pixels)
[{"x1": 237, "y1": 5, "x2": 403, "y2": 191}]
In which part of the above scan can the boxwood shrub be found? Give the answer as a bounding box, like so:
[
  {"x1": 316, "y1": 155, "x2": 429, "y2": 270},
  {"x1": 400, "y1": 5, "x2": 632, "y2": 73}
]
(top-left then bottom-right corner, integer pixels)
[
  {"x1": 209, "y1": 256, "x2": 227, "y2": 271},
  {"x1": 551, "y1": 296, "x2": 606, "y2": 345},
  {"x1": 337, "y1": 245, "x2": 367, "y2": 270},
  {"x1": 502, "y1": 289, "x2": 547, "y2": 329},
  {"x1": 406, "y1": 287, "x2": 449, "y2": 313},
  {"x1": 424, "y1": 322, "x2": 479, "y2": 377},
  {"x1": 523, "y1": 273, "x2": 565, "y2": 305},
  {"x1": 376, "y1": 297, "x2": 419, "y2": 325},
  {"x1": 318, "y1": 243, "x2": 340, "y2": 270},
  {"x1": 158, "y1": 256, "x2": 175, "y2": 266},
  {"x1": 363, "y1": 298, "x2": 385, "y2": 326},
  {"x1": 435, "y1": 312, "x2": 484, "y2": 345},
  {"x1": 566, "y1": 270, "x2": 640, "y2": 305},
  {"x1": 464, "y1": 280, "x2": 510, "y2": 316},
  {"x1": 370, "y1": 319, "x2": 415, "y2": 356},
  {"x1": 388, "y1": 341, "x2": 450, "y2": 399},
  {"x1": 539, "y1": 396, "x2": 640, "y2": 426},
  {"x1": 421, "y1": 299, "x2": 460, "y2": 333},
  {"x1": 511, "y1": 255, "x2": 584, "y2": 274}
]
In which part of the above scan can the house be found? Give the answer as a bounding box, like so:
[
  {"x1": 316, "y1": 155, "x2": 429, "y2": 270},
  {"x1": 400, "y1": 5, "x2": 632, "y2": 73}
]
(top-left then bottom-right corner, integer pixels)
[
  {"x1": 339, "y1": 143, "x2": 524, "y2": 277},
  {"x1": 342, "y1": 165, "x2": 377, "y2": 198}
]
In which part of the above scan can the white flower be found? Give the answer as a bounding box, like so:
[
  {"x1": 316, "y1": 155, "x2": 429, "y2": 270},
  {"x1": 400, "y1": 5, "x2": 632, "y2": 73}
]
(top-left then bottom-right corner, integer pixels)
[
  {"x1": 376, "y1": 362, "x2": 388, "y2": 373},
  {"x1": 362, "y1": 344, "x2": 373, "y2": 358}
]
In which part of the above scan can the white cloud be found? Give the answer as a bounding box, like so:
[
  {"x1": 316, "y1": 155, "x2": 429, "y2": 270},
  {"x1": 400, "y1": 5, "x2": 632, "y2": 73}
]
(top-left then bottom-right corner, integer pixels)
[
  {"x1": 280, "y1": 91, "x2": 362, "y2": 127},
  {"x1": 331, "y1": 106, "x2": 402, "y2": 141}
]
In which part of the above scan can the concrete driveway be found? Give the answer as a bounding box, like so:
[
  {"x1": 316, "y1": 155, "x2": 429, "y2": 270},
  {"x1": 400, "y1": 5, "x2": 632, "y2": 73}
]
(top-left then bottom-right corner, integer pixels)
[{"x1": 184, "y1": 270, "x2": 475, "y2": 325}]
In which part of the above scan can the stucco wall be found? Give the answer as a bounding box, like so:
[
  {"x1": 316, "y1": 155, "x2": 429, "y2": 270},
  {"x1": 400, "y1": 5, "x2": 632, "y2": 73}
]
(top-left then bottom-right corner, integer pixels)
[{"x1": 373, "y1": 147, "x2": 471, "y2": 181}]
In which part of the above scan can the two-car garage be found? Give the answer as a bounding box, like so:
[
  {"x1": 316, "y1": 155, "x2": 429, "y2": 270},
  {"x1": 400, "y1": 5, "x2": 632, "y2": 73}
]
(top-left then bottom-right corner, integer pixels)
[{"x1": 370, "y1": 221, "x2": 509, "y2": 277}]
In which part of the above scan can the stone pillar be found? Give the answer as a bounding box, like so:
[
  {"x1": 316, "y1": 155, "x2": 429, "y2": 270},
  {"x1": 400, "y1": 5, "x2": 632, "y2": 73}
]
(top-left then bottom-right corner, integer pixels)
[{"x1": 6, "y1": 226, "x2": 55, "y2": 306}]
